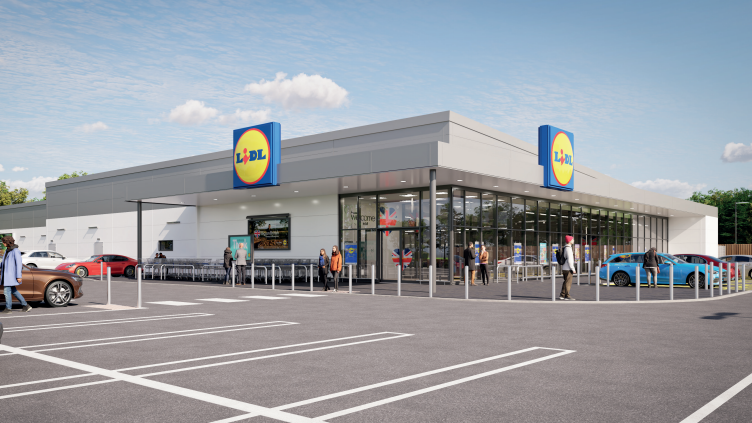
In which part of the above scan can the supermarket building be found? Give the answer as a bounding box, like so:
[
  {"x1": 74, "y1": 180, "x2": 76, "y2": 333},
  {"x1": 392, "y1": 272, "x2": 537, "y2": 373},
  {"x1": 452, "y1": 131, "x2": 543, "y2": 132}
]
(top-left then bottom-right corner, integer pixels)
[{"x1": 0, "y1": 111, "x2": 717, "y2": 283}]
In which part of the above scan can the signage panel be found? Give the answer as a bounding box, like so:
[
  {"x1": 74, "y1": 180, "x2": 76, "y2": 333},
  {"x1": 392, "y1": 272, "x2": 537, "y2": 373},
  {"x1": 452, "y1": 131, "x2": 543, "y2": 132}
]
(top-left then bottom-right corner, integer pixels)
[
  {"x1": 228, "y1": 235, "x2": 252, "y2": 261},
  {"x1": 538, "y1": 125, "x2": 574, "y2": 191},
  {"x1": 344, "y1": 244, "x2": 357, "y2": 264},
  {"x1": 233, "y1": 122, "x2": 281, "y2": 189},
  {"x1": 513, "y1": 242, "x2": 522, "y2": 264}
]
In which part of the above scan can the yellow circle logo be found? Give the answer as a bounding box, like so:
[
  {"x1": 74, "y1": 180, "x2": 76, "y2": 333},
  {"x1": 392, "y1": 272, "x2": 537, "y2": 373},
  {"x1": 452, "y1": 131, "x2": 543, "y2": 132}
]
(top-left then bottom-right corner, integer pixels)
[
  {"x1": 234, "y1": 128, "x2": 270, "y2": 185},
  {"x1": 550, "y1": 132, "x2": 573, "y2": 185}
]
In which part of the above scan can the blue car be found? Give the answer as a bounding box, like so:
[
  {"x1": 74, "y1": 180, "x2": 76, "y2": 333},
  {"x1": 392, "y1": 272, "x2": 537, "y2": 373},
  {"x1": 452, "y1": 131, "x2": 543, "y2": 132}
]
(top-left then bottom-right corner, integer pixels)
[{"x1": 599, "y1": 253, "x2": 722, "y2": 288}]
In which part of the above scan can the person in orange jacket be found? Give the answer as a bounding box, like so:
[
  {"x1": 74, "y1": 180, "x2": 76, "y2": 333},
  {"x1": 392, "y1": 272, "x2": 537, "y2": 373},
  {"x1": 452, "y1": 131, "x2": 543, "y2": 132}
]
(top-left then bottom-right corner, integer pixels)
[{"x1": 330, "y1": 245, "x2": 342, "y2": 292}]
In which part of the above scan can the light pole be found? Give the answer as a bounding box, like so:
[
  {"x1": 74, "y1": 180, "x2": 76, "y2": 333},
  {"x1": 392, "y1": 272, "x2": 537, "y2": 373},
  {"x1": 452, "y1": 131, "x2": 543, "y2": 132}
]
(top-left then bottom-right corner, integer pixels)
[{"x1": 736, "y1": 202, "x2": 750, "y2": 244}]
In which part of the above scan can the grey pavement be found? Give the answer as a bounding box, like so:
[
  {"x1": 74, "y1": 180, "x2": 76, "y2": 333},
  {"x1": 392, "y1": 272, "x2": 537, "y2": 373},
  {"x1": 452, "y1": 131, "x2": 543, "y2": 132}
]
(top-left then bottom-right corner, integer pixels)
[{"x1": 1, "y1": 276, "x2": 751, "y2": 422}]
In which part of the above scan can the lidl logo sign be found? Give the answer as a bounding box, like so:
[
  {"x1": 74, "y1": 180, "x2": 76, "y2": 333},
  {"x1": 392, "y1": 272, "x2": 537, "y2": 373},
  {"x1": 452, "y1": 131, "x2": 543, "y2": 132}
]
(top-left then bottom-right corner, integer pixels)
[
  {"x1": 538, "y1": 125, "x2": 574, "y2": 191},
  {"x1": 233, "y1": 122, "x2": 280, "y2": 189}
]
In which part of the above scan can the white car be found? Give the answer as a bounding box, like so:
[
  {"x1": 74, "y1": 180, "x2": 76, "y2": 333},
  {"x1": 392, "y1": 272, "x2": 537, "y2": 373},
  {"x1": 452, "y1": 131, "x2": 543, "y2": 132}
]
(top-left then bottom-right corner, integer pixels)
[{"x1": 21, "y1": 250, "x2": 76, "y2": 269}]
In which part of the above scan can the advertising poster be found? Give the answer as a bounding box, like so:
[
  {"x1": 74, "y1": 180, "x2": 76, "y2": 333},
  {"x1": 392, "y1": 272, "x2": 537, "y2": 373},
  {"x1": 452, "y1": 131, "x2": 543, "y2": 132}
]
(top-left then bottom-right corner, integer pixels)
[
  {"x1": 229, "y1": 235, "x2": 252, "y2": 261},
  {"x1": 584, "y1": 245, "x2": 591, "y2": 262},
  {"x1": 474, "y1": 241, "x2": 480, "y2": 265},
  {"x1": 539, "y1": 243, "x2": 548, "y2": 265},
  {"x1": 344, "y1": 244, "x2": 357, "y2": 264},
  {"x1": 513, "y1": 242, "x2": 522, "y2": 264},
  {"x1": 250, "y1": 216, "x2": 290, "y2": 250},
  {"x1": 552, "y1": 244, "x2": 560, "y2": 263},
  {"x1": 611, "y1": 245, "x2": 616, "y2": 255},
  {"x1": 574, "y1": 244, "x2": 581, "y2": 261}
]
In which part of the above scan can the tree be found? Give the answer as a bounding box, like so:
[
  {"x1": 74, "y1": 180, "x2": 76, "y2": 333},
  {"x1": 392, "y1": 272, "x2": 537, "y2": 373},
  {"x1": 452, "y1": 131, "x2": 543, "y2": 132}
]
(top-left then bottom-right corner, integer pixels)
[
  {"x1": 27, "y1": 170, "x2": 89, "y2": 202},
  {"x1": 0, "y1": 181, "x2": 29, "y2": 205},
  {"x1": 688, "y1": 188, "x2": 752, "y2": 244}
]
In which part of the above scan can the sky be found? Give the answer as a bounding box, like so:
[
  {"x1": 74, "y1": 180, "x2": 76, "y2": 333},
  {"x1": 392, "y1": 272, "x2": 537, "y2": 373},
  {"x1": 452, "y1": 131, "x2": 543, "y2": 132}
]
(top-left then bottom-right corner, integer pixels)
[{"x1": 1, "y1": 0, "x2": 751, "y2": 200}]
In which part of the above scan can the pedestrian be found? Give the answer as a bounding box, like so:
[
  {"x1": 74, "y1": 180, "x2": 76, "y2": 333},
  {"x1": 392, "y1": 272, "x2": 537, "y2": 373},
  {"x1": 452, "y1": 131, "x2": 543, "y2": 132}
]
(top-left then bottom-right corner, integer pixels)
[
  {"x1": 559, "y1": 235, "x2": 577, "y2": 300},
  {"x1": 643, "y1": 247, "x2": 663, "y2": 288},
  {"x1": 223, "y1": 247, "x2": 233, "y2": 285},
  {"x1": 463, "y1": 242, "x2": 477, "y2": 286},
  {"x1": 330, "y1": 245, "x2": 342, "y2": 292},
  {"x1": 234, "y1": 243, "x2": 247, "y2": 285},
  {"x1": 0, "y1": 236, "x2": 32, "y2": 313},
  {"x1": 479, "y1": 245, "x2": 489, "y2": 285},
  {"x1": 318, "y1": 248, "x2": 331, "y2": 291}
]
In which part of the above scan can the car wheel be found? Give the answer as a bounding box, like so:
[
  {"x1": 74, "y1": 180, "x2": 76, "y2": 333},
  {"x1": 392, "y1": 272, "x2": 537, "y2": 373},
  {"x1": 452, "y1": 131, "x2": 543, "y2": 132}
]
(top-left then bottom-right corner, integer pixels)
[
  {"x1": 45, "y1": 281, "x2": 73, "y2": 307},
  {"x1": 124, "y1": 266, "x2": 135, "y2": 278},
  {"x1": 687, "y1": 272, "x2": 706, "y2": 289},
  {"x1": 612, "y1": 271, "x2": 631, "y2": 287},
  {"x1": 75, "y1": 266, "x2": 88, "y2": 277},
  {"x1": 27, "y1": 263, "x2": 37, "y2": 269}
]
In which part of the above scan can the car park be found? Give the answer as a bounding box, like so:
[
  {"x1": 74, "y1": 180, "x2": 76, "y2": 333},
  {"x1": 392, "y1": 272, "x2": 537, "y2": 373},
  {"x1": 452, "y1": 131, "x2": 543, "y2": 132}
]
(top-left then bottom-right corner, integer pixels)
[
  {"x1": 719, "y1": 255, "x2": 752, "y2": 279},
  {"x1": 21, "y1": 250, "x2": 78, "y2": 269},
  {"x1": 0, "y1": 264, "x2": 84, "y2": 307},
  {"x1": 674, "y1": 254, "x2": 739, "y2": 278},
  {"x1": 55, "y1": 254, "x2": 138, "y2": 278},
  {"x1": 599, "y1": 252, "x2": 722, "y2": 288}
]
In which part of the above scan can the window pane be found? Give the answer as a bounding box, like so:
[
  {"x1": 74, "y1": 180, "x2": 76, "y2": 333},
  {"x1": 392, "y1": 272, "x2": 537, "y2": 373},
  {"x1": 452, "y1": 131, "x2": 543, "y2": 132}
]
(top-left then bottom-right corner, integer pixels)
[
  {"x1": 498, "y1": 230, "x2": 510, "y2": 265},
  {"x1": 511, "y1": 197, "x2": 524, "y2": 230},
  {"x1": 497, "y1": 196, "x2": 510, "y2": 230},
  {"x1": 379, "y1": 192, "x2": 419, "y2": 228},
  {"x1": 663, "y1": 218, "x2": 668, "y2": 238},
  {"x1": 538, "y1": 202, "x2": 549, "y2": 233},
  {"x1": 572, "y1": 206, "x2": 581, "y2": 234},
  {"x1": 481, "y1": 193, "x2": 495, "y2": 227},
  {"x1": 561, "y1": 205, "x2": 571, "y2": 234},
  {"x1": 465, "y1": 192, "x2": 481, "y2": 227},
  {"x1": 609, "y1": 212, "x2": 616, "y2": 237},
  {"x1": 359, "y1": 195, "x2": 377, "y2": 229},
  {"x1": 591, "y1": 209, "x2": 599, "y2": 236},
  {"x1": 581, "y1": 207, "x2": 590, "y2": 236},
  {"x1": 550, "y1": 203, "x2": 561, "y2": 233},
  {"x1": 341, "y1": 197, "x2": 358, "y2": 229},
  {"x1": 525, "y1": 200, "x2": 537, "y2": 231},
  {"x1": 452, "y1": 189, "x2": 464, "y2": 227},
  {"x1": 421, "y1": 190, "x2": 450, "y2": 229},
  {"x1": 650, "y1": 217, "x2": 657, "y2": 239},
  {"x1": 638, "y1": 216, "x2": 645, "y2": 239},
  {"x1": 600, "y1": 210, "x2": 608, "y2": 238},
  {"x1": 616, "y1": 212, "x2": 624, "y2": 237}
]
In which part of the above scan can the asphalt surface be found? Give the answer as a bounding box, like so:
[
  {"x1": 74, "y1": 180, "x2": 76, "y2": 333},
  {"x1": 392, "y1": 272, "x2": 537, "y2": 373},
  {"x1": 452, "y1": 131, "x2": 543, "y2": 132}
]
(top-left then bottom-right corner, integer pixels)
[{"x1": 1, "y1": 277, "x2": 751, "y2": 422}]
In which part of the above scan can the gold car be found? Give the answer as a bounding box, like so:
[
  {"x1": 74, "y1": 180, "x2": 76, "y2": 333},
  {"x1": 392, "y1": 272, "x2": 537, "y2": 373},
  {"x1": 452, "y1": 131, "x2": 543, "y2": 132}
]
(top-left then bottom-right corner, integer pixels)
[{"x1": 1, "y1": 264, "x2": 84, "y2": 307}]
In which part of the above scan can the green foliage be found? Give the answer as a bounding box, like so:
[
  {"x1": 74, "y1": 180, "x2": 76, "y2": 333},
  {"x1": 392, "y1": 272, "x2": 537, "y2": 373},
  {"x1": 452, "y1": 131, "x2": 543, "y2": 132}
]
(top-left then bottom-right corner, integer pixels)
[
  {"x1": 0, "y1": 181, "x2": 29, "y2": 205},
  {"x1": 688, "y1": 188, "x2": 752, "y2": 244}
]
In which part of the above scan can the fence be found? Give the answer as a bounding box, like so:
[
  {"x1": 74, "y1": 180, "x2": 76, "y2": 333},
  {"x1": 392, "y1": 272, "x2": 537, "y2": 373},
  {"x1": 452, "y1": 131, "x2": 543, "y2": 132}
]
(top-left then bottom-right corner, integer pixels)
[{"x1": 719, "y1": 244, "x2": 752, "y2": 256}]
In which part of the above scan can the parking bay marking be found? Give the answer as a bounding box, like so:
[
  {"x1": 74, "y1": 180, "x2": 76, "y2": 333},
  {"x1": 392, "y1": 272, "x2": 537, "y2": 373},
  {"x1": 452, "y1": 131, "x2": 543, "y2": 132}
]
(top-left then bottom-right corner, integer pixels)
[
  {"x1": 0, "y1": 343, "x2": 319, "y2": 423},
  {"x1": 214, "y1": 346, "x2": 575, "y2": 423},
  {"x1": 196, "y1": 298, "x2": 249, "y2": 303},
  {"x1": 680, "y1": 370, "x2": 752, "y2": 423},
  {"x1": 0, "y1": 332, "x2": 411, "y2": 393},
  {"x1": 0, "y1": 309, "x2": 128, "y2": 319},
  {"x1": 146, "y1": 301, "x2": 202, "y2": 306},
  {"x1": 3, "y1": 312, "x2": 212, "y2": 333},
  {"x1": 240, "y1": 296, "x2": 289, "y2": 300},
  {"x1": 279, "y1": 294, "x2": 326, "y2": 297}
]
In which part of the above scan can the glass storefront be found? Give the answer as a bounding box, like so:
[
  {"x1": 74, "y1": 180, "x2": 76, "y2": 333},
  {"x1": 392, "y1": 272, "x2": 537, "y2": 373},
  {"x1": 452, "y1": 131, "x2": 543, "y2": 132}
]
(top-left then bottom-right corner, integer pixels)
[{"x1": 340, "y1": 187, "x2": 668, "y2": 283}]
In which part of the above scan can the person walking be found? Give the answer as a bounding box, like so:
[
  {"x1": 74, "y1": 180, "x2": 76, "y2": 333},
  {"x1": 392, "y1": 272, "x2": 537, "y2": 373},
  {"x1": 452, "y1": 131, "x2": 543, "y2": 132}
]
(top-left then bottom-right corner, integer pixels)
[
  {"x1": 463, "y1": 242, "x2": 477, "y2": 286},
  {"x1": 479, "y1": 245, "x2": 489, "y2": 285},
  {"x1": 234, "y1": 243, "x2": 248, "y2": 286},
  {"x1": 330, "y1": 246, "x2": 342, "y2": 292},
  {"x1": 643, "y1": 247, "x2": 663, "y2": 288},
  {"x1": 559, "y1": 235, "x2": 577, "y2": 301},
  {"x1": 223, "y1": 247, "x2": 233, "y2": 285},
  {"x1": 0, "y1": 236, "x2": 32, "y2": 313},
  {"x1": 318, "y1": 248, "x2": 331, "y2": 291}
]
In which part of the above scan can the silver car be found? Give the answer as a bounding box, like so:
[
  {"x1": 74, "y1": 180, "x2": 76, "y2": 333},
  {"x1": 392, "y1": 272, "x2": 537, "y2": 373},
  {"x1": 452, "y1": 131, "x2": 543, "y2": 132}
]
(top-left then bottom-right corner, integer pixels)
[{"x1": 719, "y1": 255, "x2": 752, "y2": 279}]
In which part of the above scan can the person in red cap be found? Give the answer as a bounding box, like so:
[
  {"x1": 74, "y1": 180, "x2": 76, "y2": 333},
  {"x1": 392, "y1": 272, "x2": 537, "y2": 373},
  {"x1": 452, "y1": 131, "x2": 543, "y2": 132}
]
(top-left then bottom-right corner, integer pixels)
[{"x1": 560, "y1": 235, "x2": 577, "y2": 300}]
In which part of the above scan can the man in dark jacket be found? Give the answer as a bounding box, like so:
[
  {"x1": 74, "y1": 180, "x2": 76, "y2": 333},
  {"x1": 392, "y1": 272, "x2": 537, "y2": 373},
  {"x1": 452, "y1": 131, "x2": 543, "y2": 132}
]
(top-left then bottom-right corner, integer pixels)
[
  {"x1": 463, "y1": 242, "x2": 477, "y2": 286},
  {"x1": 643, "y1": 247, "x2": 663, "y2": 288},
  {"x1": 223, "y1": 247, "x2": 233, "y2": 285}
]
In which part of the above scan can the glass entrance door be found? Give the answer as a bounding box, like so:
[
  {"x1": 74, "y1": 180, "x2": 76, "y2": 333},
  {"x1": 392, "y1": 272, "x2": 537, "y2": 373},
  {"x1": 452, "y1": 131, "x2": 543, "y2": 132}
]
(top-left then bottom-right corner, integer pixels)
[{"x1": 380, "y1": 229, "x2": 419, "y2": 282}]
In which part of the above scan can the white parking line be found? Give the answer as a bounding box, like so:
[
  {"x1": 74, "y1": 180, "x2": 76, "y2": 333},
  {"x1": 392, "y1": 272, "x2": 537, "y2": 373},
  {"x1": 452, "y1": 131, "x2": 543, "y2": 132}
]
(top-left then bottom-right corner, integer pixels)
[
  {"x1": 279, "y1": 294, "x2": 326, "y2": 297},
  {"x1": 212, "y1": 346, "x2": 574, "y2": 422},
  {"x1": 0, "y1": 332, "x2": 410, "y2": 392},
  {"x1": 680, "y1": 370, "x2": 752, "y2": 423},
  {"x1": 239, "y1": 296, "x2": 288, "y2": 300},
  {"x1": 0, "y1": 344, "x2": 318, "y2": 423},
  {"x1": 4, "y1": 313, "x2": 211, "y2": 332},
  {"x1": 146, "y1": 301, "x2": 202, "y2": 306},
  {"x1": 196, "y1": 298, "x2": 249, "y2": 303},
  {"x1": 0, "y1": 309, "x2": 124, "y2": 319}
]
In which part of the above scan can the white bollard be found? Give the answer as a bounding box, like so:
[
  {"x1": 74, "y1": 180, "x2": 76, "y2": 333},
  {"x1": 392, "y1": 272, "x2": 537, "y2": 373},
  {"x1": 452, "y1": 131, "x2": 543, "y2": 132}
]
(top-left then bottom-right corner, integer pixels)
[
  {"x1": 465, "y1": 266, "x2": 469, "y2": 300},
  {"x1": 291, "y1": 264, "x2": 295, "y2": 291},
  {"x1": 735, "y1": 264, "x2": 738, "y2": 293},
  {"x1": 107, "y1": 267, "x2": 111, "y2": 305},
  {"x1": 670, "y1": 263, "x2": 674, "y2": 300},
  {"x1": 271, "y1": 264, "x2": 275, "y2": 290},
  {"x1": 251, "y1": 263, "x2": 255, "y2": 289},
  {"x1": 551, "y1": 264, "x2": 556, "y2": 301},
  {"x1": 232, "y1": 262, "x2": 236, "y2": 288},
  {"x1": 137, "y1": 268, "x2": 142, "y2": 309},
  {"x1": 636, "y1": 266, "x2": 640, "y2": 302},
  {"x1": 371, "y1": 264, "x2": 375, "y2": 295},
  {"x1": 349, "y1": 264, "x2": 352, "y2": 294},
  {"x1": 100, "y1": 261, "x2": 103, "y2": 281},
  {"x1": 577, "y1": 262, "x2": 580, "y2": 286},
  {"x1": 606, "y1": 263, "x2": 610, "y2": 288},
  {"x1": 596, "y1": 264, "x2": 600, "y2": 302},
  {"x1": 710, "y1": 264, "x2": 715, "y2": 298},
  {"x1": 694, "y1": 266, "x2": 699, "y2": 299},
  {"x1": 429, "y1": 265, "x2": 433, "y2": 298},
  {"x1": 744, "y1": 264, "x2": 747, "y2": 292},
  {"x1": 398, "y1": 266, "x2": 401, "y2": 296},
  {"x1": 310, "y1": 264, "x2": 314, "y2": 292},
  {"x1": 704, "y1": 263, "x2": 709, "y2": 290},
  {"x1": 508, "y1": 265, "x2": 512, "y2": 301}
]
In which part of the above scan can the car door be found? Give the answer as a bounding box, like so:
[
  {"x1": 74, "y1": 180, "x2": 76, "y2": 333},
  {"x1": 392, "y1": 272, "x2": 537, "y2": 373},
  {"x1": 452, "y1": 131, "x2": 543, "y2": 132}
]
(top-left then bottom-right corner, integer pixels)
[
  {"x1": 112, "y1": 255, "x2": 129, "y2": 275},
  {"x1": 631, "y1": 254, "x2": 645, "y2": 282},
  {"x1": 657, "y1": 255, "x2": 673, "y2": 283},
  {"x1": 18, "y1": 264, "x2": 36, "y2": 301}
]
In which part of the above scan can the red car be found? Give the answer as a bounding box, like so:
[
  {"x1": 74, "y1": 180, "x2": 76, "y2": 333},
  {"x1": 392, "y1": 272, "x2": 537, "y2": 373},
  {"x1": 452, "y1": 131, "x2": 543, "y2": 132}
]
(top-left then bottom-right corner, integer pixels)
[
  {"x1": 674, "y1": 254, "x2": 739, "y2": 278},
  {"x1": 56, "y1": 254, "x2": 138, "y2": 278}
]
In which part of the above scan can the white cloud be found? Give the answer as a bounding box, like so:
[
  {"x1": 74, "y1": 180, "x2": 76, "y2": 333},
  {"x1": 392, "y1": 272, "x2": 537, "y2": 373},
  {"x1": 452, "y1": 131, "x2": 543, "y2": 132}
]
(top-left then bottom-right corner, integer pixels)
[
  {"x1": 0, "y1": 164, "x2": 4, "y2": 171},
  {"x1": 631, "y1": 179, "x2": 706, "y2": 199},
  {"x1": 76, "y1": 121, "x2": 109, "y2": 133},
  {"x1": 217, "y1": 109, "x2": 271, "y2": 126},
  {"x1": 721, "y1": 142, "x2": 752, "y2": 163},
  {"x1": 167, "y1": 100, "x2": 219, "y2": 125},
  {"x1": 147, "y1": 118, "x2": 161, "y2": 124},
  {"x1": 2, "y1": 176, "x2": 57, "y2": 199},
  {"x1": 12, "y1": 167, "x2": 28, "y2": 172},
  {"x1": 245, "y1": 72, "x2": 349, "y2": 110}
]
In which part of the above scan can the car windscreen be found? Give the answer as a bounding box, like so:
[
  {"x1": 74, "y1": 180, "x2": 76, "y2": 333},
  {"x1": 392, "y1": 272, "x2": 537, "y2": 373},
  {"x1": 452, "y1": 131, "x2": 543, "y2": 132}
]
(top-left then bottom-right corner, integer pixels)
[
  {"x1": 83, "y1": 255, "x2": 101, "y2": 262},
  {"x1": 704, "y1": 256, "x2": 724, "y2": 262},
  {"x1": 660, "y1": 254, "x2": 686, "y2": 263}
]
